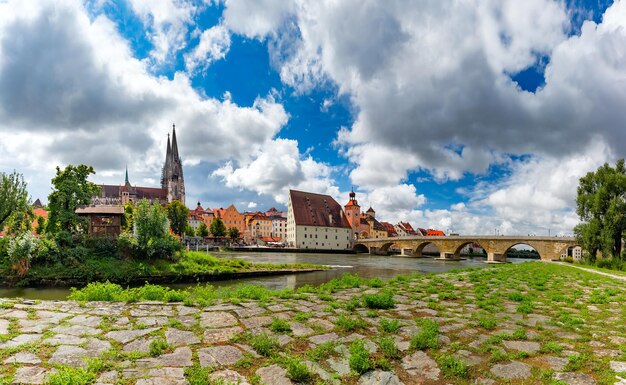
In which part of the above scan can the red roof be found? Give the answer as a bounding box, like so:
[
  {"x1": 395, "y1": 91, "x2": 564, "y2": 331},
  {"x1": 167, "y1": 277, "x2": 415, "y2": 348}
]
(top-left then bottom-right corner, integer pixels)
[
  {"x1": 426, "y1": 229, "x2": 445, "y2": 236},
  {"x1": 289, "y1": 190, "x2": 351, "y2": 229},
  {"x1": 380, "y1": 221, "x2": 398, "y2": 237}
]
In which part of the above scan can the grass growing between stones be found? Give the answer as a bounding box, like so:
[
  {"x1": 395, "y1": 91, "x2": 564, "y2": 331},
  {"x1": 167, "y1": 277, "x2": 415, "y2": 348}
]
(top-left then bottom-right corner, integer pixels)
[{"x1": 4, "y1": 262, "x2": 626, "y2": 384}]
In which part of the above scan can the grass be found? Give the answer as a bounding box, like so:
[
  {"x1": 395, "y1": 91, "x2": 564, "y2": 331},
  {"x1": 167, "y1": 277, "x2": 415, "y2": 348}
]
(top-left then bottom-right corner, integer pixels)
[
  {"x1": 307, "y1": 341, "x2": 336, "y2": 361},
  {"x1": 45, "y1": 367, "x2": 95, "y2": 385},
  {"x1": 184, "y1": 364, "x2": 212, "y2": 385},
  {"x1": 269, "y1": 317, "x2": 292, "y2": 333},
  {"x1": 379, "y1": 318, "x2": 401, "y2": 333},
  {"x1": 378, "y1": 336, "x2": 400, "y2": 359},
  {"x1": 362, "y1": 290, "x2": 395, "y2": 309},
  {"x1": 283, "y1": 356, "x2": 312, "y2": 382},
  {"x1": 410, "y1": 318, "x2": 439, "y2": 350},
  {"x1": 148, "y1": 338, "x2": 171, "y2": 357},
  {"x1": 248, "y1": 333, "x2": 279, "y2": 357},
  {"x1": 349, "y1": 340, "x2": 372, "y2": 374},
  {"x1": 334, "y1": 314, "x2": 368, "y2": 332},
  {"x1": 438, "y1": 354, "x2": 470, "y2": 378}
]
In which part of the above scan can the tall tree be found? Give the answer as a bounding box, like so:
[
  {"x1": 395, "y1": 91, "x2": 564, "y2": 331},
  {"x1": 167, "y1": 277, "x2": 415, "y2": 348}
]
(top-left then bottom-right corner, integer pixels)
[
  {"x1": 197, "y1": 222, "x2": 209, "y2": 237},
  {"x1": 46, "y1": 165, "x2": 100, "y2": 234},
  {"x1": 210, "y1": 217, "x2": 226, "y2": 237},
  {"x1": 575, "y1": 159, "x2": 626, "y2": 260},
  {"x1": 135, "y1": 199, "x2": 169, "y2": 247},
  {"x1": 227, "y1": 226, "x2": 240, "y2": 241},
  {"x1": 122, "y1": 202, "x2": 135, "y2": 233},
  {"x1": 0, "y1": 171, "x2": 29, "y2": 230},
  {"x1": 166, "y1": 200, "x2": 189, "y2": 237}
]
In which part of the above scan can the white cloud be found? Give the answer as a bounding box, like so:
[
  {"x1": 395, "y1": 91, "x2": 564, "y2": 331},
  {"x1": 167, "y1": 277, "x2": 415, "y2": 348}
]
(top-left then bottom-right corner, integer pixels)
[
  {"x1": 222, "y1": 0, "x2": 294, "y2": 39},
  {"x1": 0, "y1": 0, "x2": 288, "y2": 203},
  {"x1": 212, "y1": 138, "x2": 339, "y2": 204},
  {"x1": 128, "y1": 0, "x2": 196, "y2": 65},
  {"x1": 184, "y1": 24, "x2": 231, "y2": 73}
]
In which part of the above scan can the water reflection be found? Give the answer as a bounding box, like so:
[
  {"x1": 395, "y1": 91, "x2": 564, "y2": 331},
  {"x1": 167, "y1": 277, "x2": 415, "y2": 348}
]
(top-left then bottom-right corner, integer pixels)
[{"x1": 0, "y1": 252, "x2": 530, "y2": 300}]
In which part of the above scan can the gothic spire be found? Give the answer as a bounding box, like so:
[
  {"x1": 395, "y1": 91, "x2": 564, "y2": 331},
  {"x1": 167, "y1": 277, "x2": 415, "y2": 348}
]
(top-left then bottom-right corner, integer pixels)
[
  {"x1": 125, "y1": 165, "x2": 129, "y2": 185},
  {"x1": 171, "y1": 123, "x2": 180, "y2": 162}
]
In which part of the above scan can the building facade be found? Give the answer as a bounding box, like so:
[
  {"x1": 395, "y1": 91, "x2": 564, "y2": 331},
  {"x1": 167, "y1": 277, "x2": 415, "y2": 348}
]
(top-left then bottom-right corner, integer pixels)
[{"x1": 287, "y1": 190, "x2": 353, "y2": 250}]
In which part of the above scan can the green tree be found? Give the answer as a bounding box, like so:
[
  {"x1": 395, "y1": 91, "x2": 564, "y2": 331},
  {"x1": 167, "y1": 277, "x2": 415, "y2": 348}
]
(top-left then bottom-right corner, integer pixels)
[
  {"x1": 135, "y1": 199, "x2": 168, "y2": 245},
  {"x1": 166, "y1": 200, "x2": 189, "y2": 237},
  {"x1": 210, "y1": 217, "x2": 226, "y2": 237},
  {"x1": 122, "y1": 202, "x2": 135, "y2": 233},
  {"x1": 0, "y1": 171, "x2": 29, "y2": 230},
  {"x1": 6, "y1": 208, "x2": 34, "y2": 235},
  {"x1": 197, "y1": 222, "x2": 209, "y2": 237},
  {"x1": 35, "y1": 215, "x2": 46, "y2": 235},
  {"x1": 227, "y1": 226, "x2": 240, "y2": 241},
  {"x1": 184, "y1": 224, "x2": 195, "y2": 237},
  {"x1": 46, "y1": 165, "x2": 100, "y2": 234},
  {"x1": 133, "y1": 199, "x2": 180, "y2": 259},
  {"x1": 575, "y1": 159, "x2": 626, "y2": 260}
]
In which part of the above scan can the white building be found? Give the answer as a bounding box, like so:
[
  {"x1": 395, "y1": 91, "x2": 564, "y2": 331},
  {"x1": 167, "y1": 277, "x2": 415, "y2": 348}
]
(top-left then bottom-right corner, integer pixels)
[
  {"x1": 561, "y1": 246, "x2": 583, "y2": 261},
  {"x1": 287, "y1": 190, "x2": 353, "y2": 250},
  {"x1": 271, "y1": 216, "x2": 287, "y2": 240}
]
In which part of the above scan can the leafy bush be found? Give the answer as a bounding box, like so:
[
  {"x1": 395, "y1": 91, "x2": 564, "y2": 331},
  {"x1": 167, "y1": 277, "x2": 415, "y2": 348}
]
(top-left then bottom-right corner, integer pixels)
[
  {"x1": 410, "y1": 319, "x2": 439, "y2": 350},
  {"x1": 7, "y1": 232, "x2": 39, "y2": 276},
  {"x1": 349, "y1": 340, "x2": 372, "y2": 374},
  {"x1": 363, "y1": 291, "x2": 395, "y2": 309},
  {"x1": 68, "y1": 281, "x2": 126, "y2": 301}
]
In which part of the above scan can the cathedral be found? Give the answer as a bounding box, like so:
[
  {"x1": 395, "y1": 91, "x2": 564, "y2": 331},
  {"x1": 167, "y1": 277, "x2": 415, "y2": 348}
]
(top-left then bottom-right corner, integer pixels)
[{"x1": 96, "y1": 125, "x2": 185, "y2": 205}]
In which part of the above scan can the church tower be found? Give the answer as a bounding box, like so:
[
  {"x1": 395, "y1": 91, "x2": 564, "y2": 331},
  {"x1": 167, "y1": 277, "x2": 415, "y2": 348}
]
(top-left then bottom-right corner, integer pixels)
[{"x1": 161, "y1": 124, "x2": 185, "y2": 204}]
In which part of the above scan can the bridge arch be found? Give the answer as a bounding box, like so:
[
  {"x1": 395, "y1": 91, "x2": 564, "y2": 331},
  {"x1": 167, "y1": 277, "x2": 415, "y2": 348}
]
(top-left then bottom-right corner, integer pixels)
[
  {"x1": 413, "y1": 241, "x2": 441, "y2": 258},
  {"x1": 452, "y1": 241, "x2": 488, "y2": 259},
  {"x1": 503, "y1": 243, "x2": 542, "y2": 261},
  {"x1": 354, "y1": 243, "x2": 370, "y2": 254}
]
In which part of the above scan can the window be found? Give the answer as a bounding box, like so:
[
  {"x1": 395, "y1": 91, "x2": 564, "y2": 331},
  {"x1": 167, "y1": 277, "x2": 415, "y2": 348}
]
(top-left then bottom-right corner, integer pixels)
[{"x1": 325, "y1": 235, "x2": 327, "y2": 239}]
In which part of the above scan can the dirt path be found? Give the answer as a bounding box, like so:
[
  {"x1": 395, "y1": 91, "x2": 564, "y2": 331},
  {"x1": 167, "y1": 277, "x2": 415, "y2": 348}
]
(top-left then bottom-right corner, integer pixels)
[{"x1": 554, "y1": 261, "x2": 626, "y2": 282}]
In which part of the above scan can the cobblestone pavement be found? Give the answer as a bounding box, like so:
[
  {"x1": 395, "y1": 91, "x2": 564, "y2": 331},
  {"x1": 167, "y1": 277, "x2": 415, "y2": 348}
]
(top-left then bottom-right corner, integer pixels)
[{"x1": 1, "y1": 262, "x2": 626, "y2": 384}]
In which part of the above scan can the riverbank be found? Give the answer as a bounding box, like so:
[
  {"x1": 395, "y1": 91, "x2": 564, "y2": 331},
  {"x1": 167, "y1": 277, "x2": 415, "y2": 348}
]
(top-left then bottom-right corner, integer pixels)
[
  {"x1": 1, "y1": 262, "x2": 626, "y2": 384},
  {"x1": 0, "y1": 251, "x2": 327, "y2": 288}
]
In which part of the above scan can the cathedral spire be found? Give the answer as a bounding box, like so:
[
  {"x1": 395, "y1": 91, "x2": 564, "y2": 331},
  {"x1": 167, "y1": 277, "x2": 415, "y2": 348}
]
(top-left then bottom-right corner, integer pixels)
[
  {"x1": 125, "y1": 165, "x2": 129, "y2": 185},
  {"x1": 171, "y1": 123, "x2": 180, "y2": 161}
]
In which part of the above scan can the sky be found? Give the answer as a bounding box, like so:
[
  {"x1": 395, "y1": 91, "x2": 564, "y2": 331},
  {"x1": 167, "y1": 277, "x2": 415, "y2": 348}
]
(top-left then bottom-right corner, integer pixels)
[{"x1": 0, "y1": 0, "x2": 624, "y2": 236}]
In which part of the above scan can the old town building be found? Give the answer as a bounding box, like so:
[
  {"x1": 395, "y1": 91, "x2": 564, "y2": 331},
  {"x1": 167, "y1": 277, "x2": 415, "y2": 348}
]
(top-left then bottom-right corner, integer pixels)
[{"x1": 287, "y1": 190, "x2": 353, "y2": 250}]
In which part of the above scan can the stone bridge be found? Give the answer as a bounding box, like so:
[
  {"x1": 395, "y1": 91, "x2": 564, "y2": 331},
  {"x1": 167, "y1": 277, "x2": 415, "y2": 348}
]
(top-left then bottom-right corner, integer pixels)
[{"x1": 354, "y1": 236, "x2": 579, "y2": 262}]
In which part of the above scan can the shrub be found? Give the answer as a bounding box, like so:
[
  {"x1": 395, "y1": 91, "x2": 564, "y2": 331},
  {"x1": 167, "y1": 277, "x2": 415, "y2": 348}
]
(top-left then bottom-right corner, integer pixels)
[
  {"x1": 270, "y1": 317, "x2": 292, "y2": 333},
  {"x1": 349, "y1": 340, "x2": 372, "y2": 374},
  {"x1": 345, "y1": 296, "x2": 361, "y2": 311},
  {"x1": 7, "y1": 232, "x2": 39, "y2": 276},
  {"x1": 410, "y1": 319, "x2": 439, "y2": 350},
  {"x1": 68, "y1": 281, "x2": 126, "y2": 302},
  {"x1": 283, "y1": 357, "x2": 311, "y2": 382},
  {"x1": 379, "y1": 318, "x2": 401, "y2": 333},
  {"x1": 248, "y1": 333, "x2": 279, "y2": 357},
  {"x1": 363, "y1": 291, "x2": 395, "y2": 309},
  {"x1": 335, "y1": 314, "x2": 367, "y2": 332}
]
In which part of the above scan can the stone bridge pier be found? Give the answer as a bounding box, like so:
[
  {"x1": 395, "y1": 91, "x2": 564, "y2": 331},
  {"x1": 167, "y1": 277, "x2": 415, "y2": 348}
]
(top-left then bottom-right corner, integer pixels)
[{"x1": 354, "y1": 236, "x2": 579, "y2": 263}]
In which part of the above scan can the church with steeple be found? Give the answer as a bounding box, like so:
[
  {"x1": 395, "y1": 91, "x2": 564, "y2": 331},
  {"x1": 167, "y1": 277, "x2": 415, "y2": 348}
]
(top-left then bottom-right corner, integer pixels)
[{"x1": 95, "y1": 125, "x2": 185, "y2": 205}]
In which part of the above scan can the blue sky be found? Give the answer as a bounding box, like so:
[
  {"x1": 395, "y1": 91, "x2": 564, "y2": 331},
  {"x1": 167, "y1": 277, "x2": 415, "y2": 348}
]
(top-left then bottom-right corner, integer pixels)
[{"x1": 0, "y1": 0, "x2": 624, "y2": 235}]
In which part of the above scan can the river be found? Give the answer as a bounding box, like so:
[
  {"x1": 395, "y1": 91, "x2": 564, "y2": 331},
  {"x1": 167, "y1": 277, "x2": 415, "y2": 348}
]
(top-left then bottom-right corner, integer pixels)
[{"x1": 0, "y1": 252, "x2": 532, "y2": 300}]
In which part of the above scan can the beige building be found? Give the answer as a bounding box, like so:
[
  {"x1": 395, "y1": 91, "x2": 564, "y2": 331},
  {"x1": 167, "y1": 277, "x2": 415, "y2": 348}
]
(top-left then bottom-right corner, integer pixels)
[
  {"x1": 271, "y1": 216, "x2": 287, "y2": 240},
  {"x1": 287, "y1": 190, "x2": 353, "y2": 250}
]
